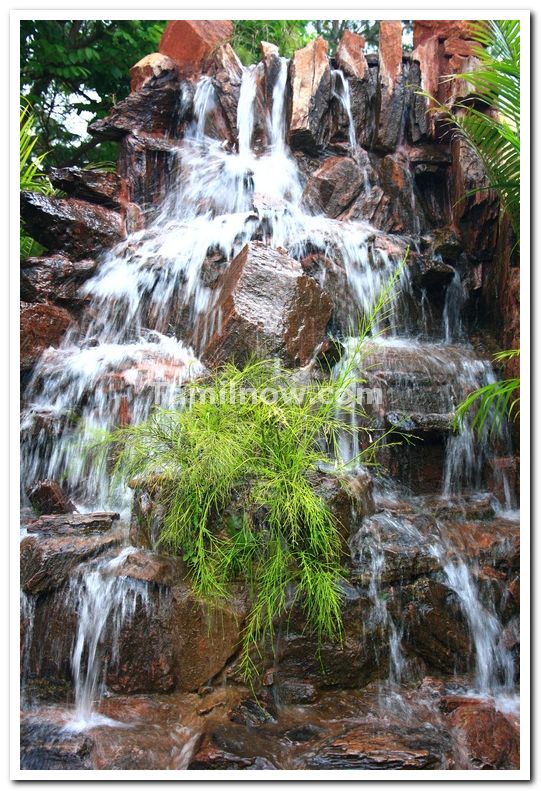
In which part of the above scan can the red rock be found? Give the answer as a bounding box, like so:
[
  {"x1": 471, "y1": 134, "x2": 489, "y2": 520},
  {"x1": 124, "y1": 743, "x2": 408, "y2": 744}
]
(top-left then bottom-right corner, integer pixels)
[
  {"x1": 448, "y1": 703, "x2": 520, "y2": 769},
  {"x1": 130, "y1": 52, "x2": 177, "y2": 92},
  {"x1": 49, "y1": 167, "x2": 128, "y2": 210},
  {"x1": 289, "y1": 37, "x2": 332, "y2": 153},
  {"x1": 25, "y1": 512, "x2": 120, "y2": 536},
  {"x1": 26, "y1": 480, "x2": 75, "y2": 516},
  {"x1": 202, "y1": 242, "x2": 333, "y2": 368},
  {"x1": 20, "y1": 302, "x2": 73, "y2": 371},
  {"x1": 302, "y1": 156, "x2": 364, "y2": 218},
  {"x1": 413, "y1": 20, "x2": 478, "y2": 49},
  {"x1": 202, "y1": 43, "x2": 243, "y2": 144},
  {"x1": 20, "y1": 531, "x2": 121, "y2": 594},
  {"x1": 159, "y1": 20, "x2": 233, "y2": 75},
  {"x1": 379, "y1": 21, "x2": 403, "y2": 93},
  {"x1": 20, "y1": 192, "x2": 126, "y2": 261},
  {"x1": 336, "y1": 30, "x2": 367, "y2": 80}
]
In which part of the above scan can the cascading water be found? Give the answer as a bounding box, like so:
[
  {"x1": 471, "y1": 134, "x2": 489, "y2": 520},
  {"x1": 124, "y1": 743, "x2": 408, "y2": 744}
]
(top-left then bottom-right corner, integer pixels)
[{"x1": 332, "y1": 69, "x2": 357, "y2": 152}]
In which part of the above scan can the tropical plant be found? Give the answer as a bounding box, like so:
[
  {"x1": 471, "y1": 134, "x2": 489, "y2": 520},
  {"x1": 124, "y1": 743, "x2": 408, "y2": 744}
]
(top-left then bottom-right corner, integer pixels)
[
  {"x1": 88, "y1": 265, "x2": 405, "y2": 679},
  {"x1": 20, "y1": 99, "x2": 54, "y2": 257},
  {"x1": 453, "y1": 349, "x2": 520, "y2": 439},
  {"x1": 232, "y1": 20, "x2": 311, "y2": 64}
]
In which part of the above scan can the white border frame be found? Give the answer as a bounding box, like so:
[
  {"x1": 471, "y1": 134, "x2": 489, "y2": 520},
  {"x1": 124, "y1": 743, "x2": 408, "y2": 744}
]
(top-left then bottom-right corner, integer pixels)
[{"x1": 9, "y1": 7, "x2": 531, "y2": 783}]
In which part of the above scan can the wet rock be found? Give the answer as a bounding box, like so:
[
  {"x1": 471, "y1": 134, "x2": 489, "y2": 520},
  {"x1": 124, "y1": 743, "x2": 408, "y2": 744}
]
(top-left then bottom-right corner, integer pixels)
[
  {"x1": 49, "y1": 167, "x2": 127, "y2": 210},
  {"x1": 230, "y1": 698, "x2": 277, "y2": 727},
  {"x1": 20, "y1": 255, "x2": 97, "y2": 306},
  {"x1": 302, "y1": 156, "x2": 363, "y2": 218},
  {"x1": 375, "y1": 21, "x2": 406, "y2": 152},
  {"x1": 118, "y1": 132, "x2": 182, "y2": 212},
  {"x1": 110, "y1": 548, "x2": 185, "y2": 586},
  {"x1": 89, "y1": 75, "x2": 186, "y2": 141},
  {"x1": 20, "y1": 718, "x2": 94, "y2": 770},
  {"x1": 307, "y1": 724, "x2": 446, "y2": 769},
  {"x1": 159, "y1": 20, "x2": 233, "y2": 75},
  {"x1": 275, "y1": 679, "x2": 319, "y2": 705},
  {"x1": 314, "y1": 471, "x2": 375, "y2": 557},
  {"x1": 25, "y1": 512, "x2": 119, "y2": 535},
  {"x1": 20, "y1": 302, "x2": 73, "y2": 371},
  {"x1": 20, "y1": 531, "x2": 121, "y2": 594},
  {"x1": 20, "y1": 192, "x2": 126, "y2": 260},
  {"x1": 189, "y1": 727, "x2": 277, "y2": 769},
  {"x1": 397, "y1": 576, "x2": 472, "y2": 674},
  {"x1": 261, "y1": 41, "x2": 282, "y2": 108},
  {"x1": 130, "y1": 52, "x2": 178, "y2": 92},
  {"x1": 442, "y1": 518, "x2": 520, "y2": 570},
  {"x1": 169, "y1": 584, "x2": 245, "y2": 692},
  {"x1": 203, "y1": 241, "x2": 332, "y2": 368},
  {"x1": 26, "y1": 479, "x2": 75, "y2": 516},
  {"x1": 336, "y1": 30, "x2": 367, "y2": 80},
  {"x1": 203, "y1": 44, "x2": 244, "y2": 145},
  {"x1": 448, "y1": 703, "x2": 520, "y2": 769},
  {"x1": 284, "y1": 724, "x2": 323, "y2": 742},
  {"x1": 289, "y1": 37, "x2": 332, "y2": 153}
]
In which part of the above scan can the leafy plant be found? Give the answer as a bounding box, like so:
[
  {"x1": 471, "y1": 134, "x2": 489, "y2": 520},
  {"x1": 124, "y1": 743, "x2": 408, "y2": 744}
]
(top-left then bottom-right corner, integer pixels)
[
  {"x1": 453, "y1": 349, "x2": 520, "y2": 439},
  {"x1": 20, "y1": 99, "x2": 54, "y2": 257},
  {"x1": 232, "y1": 20, "x2": 311, "y2": 64},
  {"x1": 88, "y1": 265, "x2": 405, "y2": 678}
]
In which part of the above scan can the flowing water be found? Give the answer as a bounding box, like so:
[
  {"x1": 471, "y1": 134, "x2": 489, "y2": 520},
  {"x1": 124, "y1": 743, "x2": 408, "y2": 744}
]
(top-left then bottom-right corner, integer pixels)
[{"x1": 20, "y1": 57, "x2": 519, "y2": 768}]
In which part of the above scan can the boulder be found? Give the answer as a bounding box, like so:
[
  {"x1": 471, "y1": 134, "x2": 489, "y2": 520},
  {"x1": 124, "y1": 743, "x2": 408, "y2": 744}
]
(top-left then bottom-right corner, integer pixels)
[
  {"x1": 89, "y1": 75, "x2": 188, "y2": 141},
  {"x1": 130, "y1": 52, "x2": 178, "y2": 92},
  {"x1": 25, "y1": 512, "x2": 119, "y2": 536},
  {"x1": 335, "y1": 30, "x2": 367, "y2": 80},
  {"x1": 202, "y1": 43, "x2": 244, "y2": 143},
  {"x1": 189, "y1": 729, "x2": 277, "y2": 770},
  {"x1": 20, "y1": 718, "x2": 94, "y2": 770},
  {"x1": 159, "y1": 20, "x2": 233, "y2": 74},
  {"x1": 26, "y1": 480, "x2": 75, "y2": 516},
  {"x1": 302, "y1": 156, "x2": 363, "y2": 218},
  {"x1": 202, "y1": 242, "x2": 332, "y2": 368},
  {"x1": 49, "y1": 167, "x2": 127, "y2": 210},
  {"x1": 375, "y1": 21, "x2": 405, "y2": 152},
  {"x1": 117, "y1": 132, "x2": 182, "y2": 210},
  {"x1": 448, "y1": 703, "x2": 520, "y2": 769},
  {"x1": 307, "y1": 724, "x2": 447, "y2": 769},
  {"x1": 20, "y1": 192, "x2": 126, "y2": 260},
  {"x1": 20, "y1": 255, "x2": 97, "y2": 306},
  {"x1": 20, "y1": 302, "x2": 73, "y2": 371},
  {"x1": 20, "y1": 531, "x2": 121, "y2": 594},
  {"x1": 289, "y1": 37, "x2": 332, "y2": 153}
]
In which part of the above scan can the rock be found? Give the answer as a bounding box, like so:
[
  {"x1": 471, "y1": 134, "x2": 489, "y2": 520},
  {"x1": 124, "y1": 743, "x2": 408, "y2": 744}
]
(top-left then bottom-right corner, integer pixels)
[
  {"x1": 302, "y1": 156, "x2": 363, "y2": 218},
  {"x1": 397, "y1": 576, "x2": 472, "y2": 673},
  {"x1": 20, "y1": 718, "x2": 94, "y2": 770},
  {"x1": 117, "y1": 132, "x2": 182, "y2": 210},
  {"x1": 202, "y1": 241, "x2": 332, "y2": 368},
  {"x1": 169, "y1": 584, "x2": 245, "y2": 691},
  {"x1": 202, "y1": 43, "x2": 244, "y2": 143},
  {"x1": 336, "y1": 30, "x2": 367, "y2": 80},
  {"x1": 442, "y1": 518, "x2": 520, "y2": 571},
  {"x1": 20, "y1": 192, "x2": 126, "y2": 260},
  {"x1": 110, "y1": 548, "x2": 185, "y2": 586},
  {"x1": 448, "y1": 703, "x2": 520, "y2": 769},
  {"x1": 20, "y1": 531, "x2": 121, "y2": 594},
  {"x1": 275, "y1": 679, "x2": 318, "y2": 705},
  {"x1": 130, "y1": 52, "x2": 178, "y2": 92},
  {"x1": 289, "y1": 37, "x2": 332, "y2": 153},
  {"x1": 89, "y1": 76, "x2": 187, "y2": 141},
  {"x1": 49, "y1": 167, "x2": 127, "y2": 210},
  {"x1": 375, "y1": 21, "x2": 405, "y2": 152},
  {"x1": 20, "y1": 255, "x2": 97, "y2": 306},
  {"x1": 189, "y1": 727, "x2": 277, "y2": 769},
  {"x1": 25, "y1": 512, "x2": 119, "y2": 535},
  {"x1": 20, "y1": 302, "x2": 73, "y2": 371},
  {"x1": 230, "y1": 698, "x2": 277, "y2": 727},
  {"x1": 307, "y1": 724, "x2": 446, "y2": 769},
  {"x1": 26, "y1": 480, "x2": 75, "y2": 516},
  {"x1": 159, "y1": 20, "x2": 233, "y2": 74},
  {"x1": 261, "y1": 41, "x2": 282, "y2": 108}
]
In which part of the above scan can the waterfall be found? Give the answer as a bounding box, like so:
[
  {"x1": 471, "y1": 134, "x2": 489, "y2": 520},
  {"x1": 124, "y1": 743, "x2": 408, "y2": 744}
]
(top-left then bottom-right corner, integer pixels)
[
  {"x1": 67, "y1": 549, "x2": 150, "y2": 730},
  {"x1": 332, "y1": 69, "x2": 357, "y2": 152},
  {"x1": 268, "y1": 57, "x2": 288, "y2": 150},
  {"x1": 237, "y1": 66, "x2": 257, "y2": 156}
]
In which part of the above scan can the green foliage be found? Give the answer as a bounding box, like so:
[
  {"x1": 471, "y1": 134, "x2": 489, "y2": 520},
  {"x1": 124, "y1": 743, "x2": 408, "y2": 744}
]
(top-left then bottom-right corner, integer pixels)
[
  {"x1": 88, "y1": 265, "x2": 405, "y2": 678},
  {"x1": 20, "y1": 20, "x2": 166, "y2": 167},
  {"x1": 453, "y1": 350, "x2": 520, "y2": 439},
  {"x1": 232, "y1": 20, "x2": 311, "y2": 64},
  {"x1": 20, "y1": 99, "x2": 53, "y2": 257}
]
